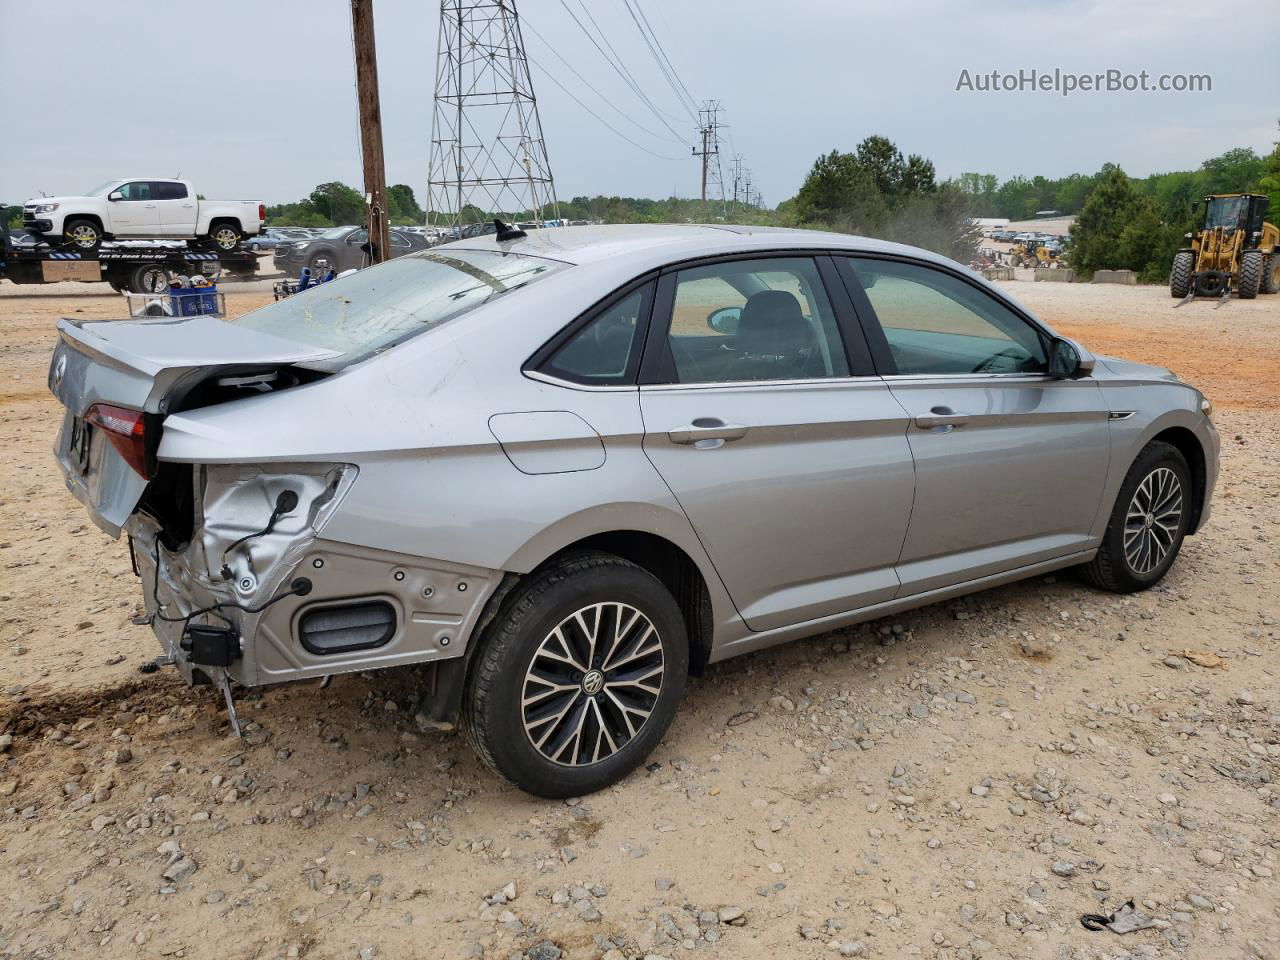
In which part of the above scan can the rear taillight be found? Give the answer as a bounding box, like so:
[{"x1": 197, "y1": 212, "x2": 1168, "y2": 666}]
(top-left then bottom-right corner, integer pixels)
[
  {"x1": 84, "y1": 404, "x2": 149, "y2": 478},
  {"x1": 258, "y1": 203, "x2": 266, "y2": 222}
]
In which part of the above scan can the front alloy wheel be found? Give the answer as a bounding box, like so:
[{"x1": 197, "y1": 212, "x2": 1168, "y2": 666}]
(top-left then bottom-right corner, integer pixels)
[
  {"x1": 1122, "y1": 466, "x2": 1183, "y2": 576},
  {"x1": 1082, "y1": 440, "x2": 1191, "y2": 593},
  {"x1": 465, "y1": 552, "x2": 688, "y2": 797},
  {"x1": 522, "y1": 602, "x2": 664, "y2": 767}
]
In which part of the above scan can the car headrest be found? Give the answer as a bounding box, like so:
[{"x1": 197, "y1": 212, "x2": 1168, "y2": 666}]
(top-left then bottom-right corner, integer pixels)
[{"x1": 736, "y1": 290, "x2": 811, "y2": 354}]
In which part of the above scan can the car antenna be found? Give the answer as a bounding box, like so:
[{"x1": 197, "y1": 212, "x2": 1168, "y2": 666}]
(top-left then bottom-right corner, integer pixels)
[{"x1": 494, "y1": 218, "x2": 526, "y2": 242}]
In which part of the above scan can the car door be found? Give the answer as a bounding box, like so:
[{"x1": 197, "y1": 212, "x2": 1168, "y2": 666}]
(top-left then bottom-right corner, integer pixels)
[
  {"x1": 339, "y1": 228, "x2": 369, "y2": 270},
  {"x1": 388, "y1": 230, "x2": 415, "y2": 260},
  {"x1": 638, "y1": 254, "x2": 916, "y2": 632},
  {"x1": 836, "y1": 255, "x2": 1111, "y2": 596},
  {"x1": 107, "y1": 181, "x2": 160, "y2": 236},
  {"x1": 153, "y1": 181, "x2": 196, "y2": 235}
]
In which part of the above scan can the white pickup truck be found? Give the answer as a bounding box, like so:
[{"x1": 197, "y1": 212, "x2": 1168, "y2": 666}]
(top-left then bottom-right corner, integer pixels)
[{"x1": 23, "y1": 179, "x2": 265, "y2": 253}]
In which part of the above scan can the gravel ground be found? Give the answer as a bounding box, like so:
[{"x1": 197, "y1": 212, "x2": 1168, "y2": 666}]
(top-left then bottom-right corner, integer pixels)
[{"x1": 1, "y1": 279, "x2": 1277, "y2": 960}]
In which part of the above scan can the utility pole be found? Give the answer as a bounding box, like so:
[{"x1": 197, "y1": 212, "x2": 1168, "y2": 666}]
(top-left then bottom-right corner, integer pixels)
[
  {"x1": 351, "y1": 0, "x2": 390, "y2": 265},
  {"x1": 427, "y1": 0, "x2": 559, "y2": 230},
  {"x1": 730, "y1": 154, "x2": 745, "y2": 208},
  {"x1": 692, "y1": 101, "x2": 725, "y2": 212}
]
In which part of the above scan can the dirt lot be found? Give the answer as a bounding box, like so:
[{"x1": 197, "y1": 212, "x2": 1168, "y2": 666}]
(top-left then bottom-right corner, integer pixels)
[{"x1": 1, "y1": 278, "x2": 1278, "y2": 960}]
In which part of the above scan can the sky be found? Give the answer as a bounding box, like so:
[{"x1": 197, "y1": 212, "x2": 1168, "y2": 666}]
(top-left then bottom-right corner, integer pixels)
[{"x1": 2, "y1": 0, "x2": 1277, "y2": 211}]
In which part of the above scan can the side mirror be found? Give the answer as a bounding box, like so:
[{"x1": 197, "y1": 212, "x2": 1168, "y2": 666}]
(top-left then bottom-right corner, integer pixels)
[
  {"x1": 707, "y1": 306, "x2": 741, "y2": 335},
  {"x1": 108, "y1": 191, "x2": 123, "y2": 202},
  {"x1": 1049, "y1": 337, "x2": 1095, "y2": 379}
]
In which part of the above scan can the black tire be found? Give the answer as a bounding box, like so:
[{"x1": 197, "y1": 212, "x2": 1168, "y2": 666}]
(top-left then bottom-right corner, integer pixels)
[
  {"x1": 107, "y1": 278, "x2": 128, "y2": 294},
  {"x1": 1081, "y1": 441, "x2": 1191, "y2": 593},
  {"x1": 206, "y1": 221, "x2": 242, "y2": 253},
  {"x1": 1169, "y1": 251, "x2": 1193, "y2": 298},
  {"x1": 130, "y1": 263, "x2": 169, "y2": 294},
  {"x1": 1237, "y1": 251, "x2": 1263, "y2": 299},
  {"x1": 62, "y1": 218, "x2": 102, "y2": 253},
  {"x1": 308, "y1": 253, "x2": 337, "y2": 276},
  {"x1": 1262, "y1": 252, "x2": 1280, "y2": 295},
  {"x1": 463, "y1": 552, "x2": 688, "y2": 798}
]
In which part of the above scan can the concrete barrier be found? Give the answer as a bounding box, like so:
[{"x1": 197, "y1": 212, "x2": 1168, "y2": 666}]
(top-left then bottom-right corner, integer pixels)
[
  {"x1": 1035, "y1": 268, "x2": 1075, "y2": 282},
  {"x1": 1092, "y1": 269, "x2": 1137, "y2": 285},
  {"x1": 982, "y1": 266, "x2": 1015, "y2": 281}
]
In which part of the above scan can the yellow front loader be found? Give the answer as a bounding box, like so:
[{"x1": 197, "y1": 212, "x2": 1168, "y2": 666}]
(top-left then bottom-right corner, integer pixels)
[{"x1": 1171, "y1": 193, "x2": 1280, "y2": 303}]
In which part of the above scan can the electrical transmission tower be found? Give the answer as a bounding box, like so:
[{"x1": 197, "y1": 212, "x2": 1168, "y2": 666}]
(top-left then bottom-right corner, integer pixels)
[
  {"x1": 692, "y1": 100, "x2": 726, "y2": 209},
  {"x1": 730, "y1": 154, "x2": 745, "y2": 208},
  {"x1": 427, "y1": 0, "x2": 559, "y2": 229}
]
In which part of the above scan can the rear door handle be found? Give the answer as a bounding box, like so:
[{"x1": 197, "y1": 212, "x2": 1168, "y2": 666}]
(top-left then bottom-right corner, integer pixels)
[
  {"x1": 668, "y1": 419, "x2": 748, "y2": 445},
  {"x1": 914, "y1": 406, "x2": 971, "y2": 430}
]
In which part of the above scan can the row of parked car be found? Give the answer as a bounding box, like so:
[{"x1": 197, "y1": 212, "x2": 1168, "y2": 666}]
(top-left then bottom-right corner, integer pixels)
[{"x1": 266, "y1": 218, "x2": 597, "y2": 279}]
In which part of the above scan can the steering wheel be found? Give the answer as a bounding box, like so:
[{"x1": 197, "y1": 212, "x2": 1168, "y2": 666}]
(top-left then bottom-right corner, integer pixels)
[{"x1": 971, "y1": 347, "x2": 1027, "y2": 374}]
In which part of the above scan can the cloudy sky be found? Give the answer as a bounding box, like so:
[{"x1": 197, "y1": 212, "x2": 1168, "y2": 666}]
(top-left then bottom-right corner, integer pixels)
[{"x1": 2, "y1": 0, "x2": 1276, "y2": 211}]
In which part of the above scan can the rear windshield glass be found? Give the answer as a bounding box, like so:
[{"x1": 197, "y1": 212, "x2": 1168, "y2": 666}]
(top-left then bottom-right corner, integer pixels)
[{"x1": 230, "y1": 249, "x2": 567, "y2": 369}]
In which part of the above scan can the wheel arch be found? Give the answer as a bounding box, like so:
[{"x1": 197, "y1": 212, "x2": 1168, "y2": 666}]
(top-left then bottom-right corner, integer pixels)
[
  {"x1": 504, "y1": 508, "x2": 726, "y2": 677},
  {"x1": 64, "y1": 213, "x2": 104, "y2": 233},
  {"x1": 1148, "y1": 425, "x2": 1207, "y2": 534}
]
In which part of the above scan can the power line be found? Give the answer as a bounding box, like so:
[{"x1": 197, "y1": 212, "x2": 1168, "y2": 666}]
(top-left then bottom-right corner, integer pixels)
[
  {"x1": 527, "y1": 52, "x2": 686, "y2": 162},
  {"x1": 620, "y1": 0, "x2": 699, "y2": 121},
  {"x1": 573, "y1": 0, "x2": 687, "y2": 125},
  {"x1": 554, "y1": 0, "x2": 689, "y2": 144},
  {"x1": 522, "y1": 16, "x2": 685, "y2": 146},
  {"x1": 625, "y1": 0, "x2": 698, "y2": 117}
]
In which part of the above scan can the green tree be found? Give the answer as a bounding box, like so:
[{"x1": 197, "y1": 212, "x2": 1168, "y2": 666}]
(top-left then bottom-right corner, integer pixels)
[
  {"x1": 793, "y1": 150, "x2": 885, "y2": 228},
  {"x1": 1069, "y1": 166, "x2": 1172, "y2": 279},
  {"x1": 854, "y1": 135, "x2": 906, "y2": 198},
  {"x1": 901, "y1": 154, "x2": 937, "y2": 195},
  {"x1": 387, "y1": 183, "x2": 424, "y2": 224},
  {"x1": 1259, "y1": 122, "x2": 1280, "y2": 223},
  {"x1": 308, "y1": 181, "x2": 365, "y2": 225}
]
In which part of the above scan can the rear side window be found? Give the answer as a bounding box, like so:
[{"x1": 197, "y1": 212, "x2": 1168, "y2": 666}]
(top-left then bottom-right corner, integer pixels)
[
  {"x1": 152, "y1": 182, "x2": 188, "y2": 200},
  {"x1": 537, "y1": 283, "x2": 652, "y2": 386}
]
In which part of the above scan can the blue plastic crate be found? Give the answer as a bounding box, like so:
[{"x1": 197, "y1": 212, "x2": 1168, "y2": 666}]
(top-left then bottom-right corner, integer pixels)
[{"x1": 169, "y1": 286, "x2": 222, "y2": 317}]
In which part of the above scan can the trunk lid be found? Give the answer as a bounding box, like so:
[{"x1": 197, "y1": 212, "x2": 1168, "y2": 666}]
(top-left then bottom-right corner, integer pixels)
[{"x1": 49, "y1": 315, "x2": 339, "y2": 536}]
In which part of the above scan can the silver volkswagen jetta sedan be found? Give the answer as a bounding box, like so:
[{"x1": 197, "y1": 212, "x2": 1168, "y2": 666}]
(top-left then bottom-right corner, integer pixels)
[{"x1": 48, "y1": 224, "x2": 1218, "y2": 797}]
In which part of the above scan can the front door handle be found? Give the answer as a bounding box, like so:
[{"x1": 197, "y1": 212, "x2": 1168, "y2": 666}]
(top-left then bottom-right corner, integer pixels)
[
  {"x1": 914, "y1": 406, "x2": 971, "y2": 430},
  {"x1": 668, "y1": 418, "x2": 748, "y2": 445}
]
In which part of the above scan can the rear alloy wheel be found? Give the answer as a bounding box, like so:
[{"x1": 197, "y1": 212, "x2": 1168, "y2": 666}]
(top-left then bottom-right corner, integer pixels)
[
  {"x1": 1262, "y1": 252, "x2": 1280, "y2": 295},
  {"x1": 1081, "y1": 441, "x2": 1191, "y2": 593},
  {"x1": 464, "y1": 552, "x2": 688, "y2": 797},
  {"x1": 1169, "y1": 251, "x2": 1193, "y2": 298},
  {"x1": 1237, "y1": 250, "x2": 1263, "y2": 299},
  {"x1": 208, "y1": 223, "x2": 242, "y2": 253}
]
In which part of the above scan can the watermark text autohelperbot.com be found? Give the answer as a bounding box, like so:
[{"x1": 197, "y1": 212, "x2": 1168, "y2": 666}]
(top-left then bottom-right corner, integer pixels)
[{"x1": 955, "y1": 68, "x2": 1211, "y2": 96}]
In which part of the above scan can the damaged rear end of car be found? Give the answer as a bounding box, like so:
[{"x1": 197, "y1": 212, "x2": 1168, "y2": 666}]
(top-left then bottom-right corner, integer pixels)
[
  {"x1": 48, "y1": 314, "x2": 360, "y2": 724},
  {"x1": 47, "y1": 248, "x2": 569, "y2": 735}
]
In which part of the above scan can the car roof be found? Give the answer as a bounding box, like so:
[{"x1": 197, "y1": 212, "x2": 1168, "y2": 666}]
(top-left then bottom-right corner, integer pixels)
[{"x1": 441, "y1": 223, "x2": 955, "y2": 272}]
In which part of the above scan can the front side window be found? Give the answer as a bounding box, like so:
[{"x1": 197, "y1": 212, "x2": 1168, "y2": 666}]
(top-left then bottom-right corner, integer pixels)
[
  {"x1": 664, "y1": 257, "x2": 849, "y2": 384},
  {"x1": 846, "y1": 258, "x2": 1047, "y2": 375},
  {"x1": 231, "y1": 249, "x2": 567, "y2": 370},
  {"x1": 116, "y1": 181, "x2": 152, "y2": 201},
  {"x1": 540, "y1": 284, "x2": 651, "y2": 386}
]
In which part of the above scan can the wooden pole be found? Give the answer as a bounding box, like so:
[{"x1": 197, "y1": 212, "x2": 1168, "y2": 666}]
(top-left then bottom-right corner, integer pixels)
[{"x1": 351, "y1": 0, "x2": 390, "y2": 266}]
